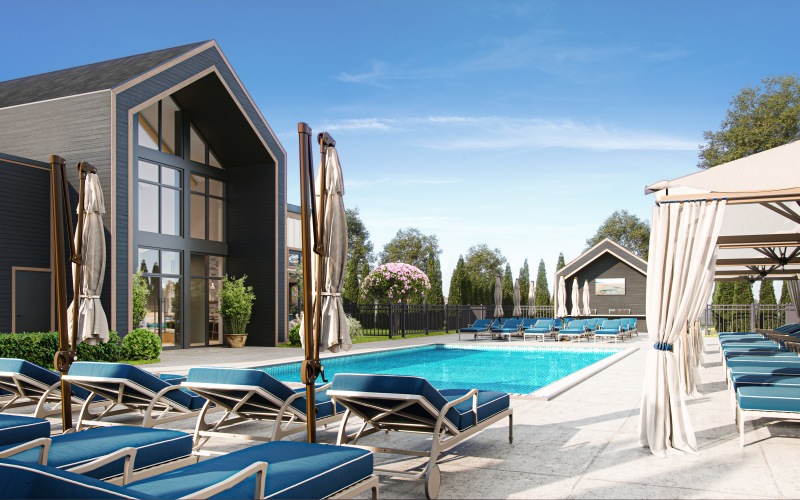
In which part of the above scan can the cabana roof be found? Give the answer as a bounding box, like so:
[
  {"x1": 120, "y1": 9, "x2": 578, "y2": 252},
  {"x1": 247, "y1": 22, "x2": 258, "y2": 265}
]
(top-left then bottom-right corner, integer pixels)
[{"x1": 645, "y1": 140, "x2": 800, "y2": 281}]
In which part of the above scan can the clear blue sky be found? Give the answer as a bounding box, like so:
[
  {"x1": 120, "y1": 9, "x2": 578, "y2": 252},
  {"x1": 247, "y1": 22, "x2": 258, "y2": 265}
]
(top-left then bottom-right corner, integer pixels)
[{"x1": 2, "y1": 1, "x2": 799, "y2": 298}]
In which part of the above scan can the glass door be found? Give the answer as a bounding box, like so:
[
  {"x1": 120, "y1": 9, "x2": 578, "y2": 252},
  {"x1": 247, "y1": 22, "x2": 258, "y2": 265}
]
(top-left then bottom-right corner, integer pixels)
[{"x1": 189, "y1": 254, "x2": 224, "y2": 346}]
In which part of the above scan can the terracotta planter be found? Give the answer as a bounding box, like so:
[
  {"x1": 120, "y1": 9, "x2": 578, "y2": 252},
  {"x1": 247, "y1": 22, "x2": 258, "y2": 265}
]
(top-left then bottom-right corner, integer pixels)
[{"x1": 223, "y1": 333, "x2": 248, "y2": 348}]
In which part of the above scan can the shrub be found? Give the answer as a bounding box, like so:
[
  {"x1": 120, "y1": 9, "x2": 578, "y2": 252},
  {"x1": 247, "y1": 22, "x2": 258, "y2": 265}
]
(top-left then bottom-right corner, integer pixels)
[
  {"x1": 131, "y1": 271, "x2": 150, "y2": 328},
  {"x1": 288, "y1": 323, "x2": 302, "y2": 346},
  {"x1": 78, "y1": 331, "x2": 121, "y2": 362},
  {"x1": 219, "y1": 275, "x2": 256, "y2": 334},
  {"x1": 121, "y1": 328, "x2": 161, "y2": 361},
  {"x1": 346, "y1": 315, "x2": 363, "y2": 340},
  {"x1": 361, "y1": 263, "x2": 430, "y2": 304},
  {"x1": 0, "y1": 331, "x2": 121, "y2": 368}
]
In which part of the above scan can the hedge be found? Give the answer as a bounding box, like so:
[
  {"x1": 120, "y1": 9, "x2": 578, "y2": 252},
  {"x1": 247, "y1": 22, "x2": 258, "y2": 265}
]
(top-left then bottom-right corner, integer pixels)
[{"x1": 0, "y1": 331, "x2": 122, "y2": 369}]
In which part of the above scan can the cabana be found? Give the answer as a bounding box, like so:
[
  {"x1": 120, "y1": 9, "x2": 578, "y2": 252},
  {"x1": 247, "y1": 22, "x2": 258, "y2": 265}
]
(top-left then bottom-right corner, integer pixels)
[{"x1": 642, "y1": 140, "x2": 800, "y2": 456}]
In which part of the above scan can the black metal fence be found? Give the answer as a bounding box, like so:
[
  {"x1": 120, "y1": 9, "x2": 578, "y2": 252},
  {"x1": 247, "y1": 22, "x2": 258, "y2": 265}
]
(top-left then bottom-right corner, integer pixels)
[
  {"x1": 703, "y1": 304, "x2": 792, "y2": 334},
  {"x1": 342, "y1": 303, "x2": 555, "y2": 338}
]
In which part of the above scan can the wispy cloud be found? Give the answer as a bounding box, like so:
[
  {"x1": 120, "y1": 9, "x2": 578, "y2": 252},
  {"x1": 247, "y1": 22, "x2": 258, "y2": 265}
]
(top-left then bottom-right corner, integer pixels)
[
  {"x1": 347, "y1": 175, "x2": 463, "y2": 189},
  {"x1": 335, "y1": 61, "x2": 391, "y2": 86},
  {"x1": 322, "y1": 115, "x2": 696, "y2": 152}
]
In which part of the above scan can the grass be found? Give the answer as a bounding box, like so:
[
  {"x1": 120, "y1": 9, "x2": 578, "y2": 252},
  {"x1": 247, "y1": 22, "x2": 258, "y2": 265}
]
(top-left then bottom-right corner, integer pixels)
[
  {"x1": 120, "y1": 358, "x2": 161, "y2": 365},
  {"x1": 278, "y1": 329, "x2": 452, "y2": 347}
]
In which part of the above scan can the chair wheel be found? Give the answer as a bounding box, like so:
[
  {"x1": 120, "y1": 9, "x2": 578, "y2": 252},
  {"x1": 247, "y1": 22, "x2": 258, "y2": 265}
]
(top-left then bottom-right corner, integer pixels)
[{"x1": 425, "y1": 464, "x2": 441, "y2": 499}]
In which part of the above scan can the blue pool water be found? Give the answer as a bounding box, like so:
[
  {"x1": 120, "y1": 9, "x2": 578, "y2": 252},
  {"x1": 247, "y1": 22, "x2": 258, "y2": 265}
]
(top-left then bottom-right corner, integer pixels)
[{"x1": 259, "y1": 344, "x2": 621, "y2": 394}]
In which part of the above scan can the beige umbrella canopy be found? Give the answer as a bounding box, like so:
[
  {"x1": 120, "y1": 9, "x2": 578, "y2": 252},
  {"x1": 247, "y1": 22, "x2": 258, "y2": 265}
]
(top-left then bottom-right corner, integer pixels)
[
  {"x1": 493, "y1": 276, "x2": 504, "y2": 318},
  {"x1": 582, "y1": 280, "x2": 591, "y2": 316},
  {"x1": 570, "y1": 278, "x2": 580, "y2": 316},
  {"x1": 67, "y1": 172, "x2": 109, "y2": 345},
  {"x1": 556, "y1": 276, "x2": 567, "y2": 317},
  {"x1": 528, "y1": 280, "x2": 535, "y2": 315},
  {"x1": 512, "y1": 278, "x2": 522, "y2": 317}
]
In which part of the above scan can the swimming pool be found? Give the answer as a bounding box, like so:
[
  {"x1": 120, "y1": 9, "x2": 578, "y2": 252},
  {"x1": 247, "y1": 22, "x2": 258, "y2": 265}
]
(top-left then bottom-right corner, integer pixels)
[{"x1": 258, "y1": 344, "x2": 623, "y2": 395}]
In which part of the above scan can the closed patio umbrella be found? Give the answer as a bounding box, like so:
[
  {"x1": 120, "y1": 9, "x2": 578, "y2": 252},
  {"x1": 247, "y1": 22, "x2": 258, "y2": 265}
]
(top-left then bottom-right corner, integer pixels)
[
  {"x1": 528, "y1": 280, "x2": 535, "y2": 316},
  {"x1": 512, "y1": 278, "x2": 522, "y2": 317},
  {"x1": 556, "y1": 276, "x2": 567, "y2": 317},
  {"x1": 582, "y1": 280, "x2": 591, "y2": 316},
  {"x1": 67, "y1": 172, "x2": 109, "y2": 345},
  {"x1": 570, "y1": 278, "x2": 580, "y2": 316},
  {"x1": 493, "y1": 276, "x2": 504, "y2": 318}
]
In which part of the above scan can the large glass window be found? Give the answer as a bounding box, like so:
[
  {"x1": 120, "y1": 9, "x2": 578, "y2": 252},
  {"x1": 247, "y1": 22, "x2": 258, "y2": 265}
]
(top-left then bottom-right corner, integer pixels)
[
  {"x1": 189, "y1": 125, "x2": 223, "y2": 169},
  {"x1": 190, "y1": 174, "x2": 225, "y2": 242},
  {"x1": 137, "y1": 160, "x2": 182, "y2": 236},
  {"x1": 137, "y1": 96, "x2": 181, "y2": 156},
  {"x1": 189, "y1": 254, "x2": 224, "y2": 346},
  {"x1": 137, "y1": 248, "x2": 182, "y2": 347}
]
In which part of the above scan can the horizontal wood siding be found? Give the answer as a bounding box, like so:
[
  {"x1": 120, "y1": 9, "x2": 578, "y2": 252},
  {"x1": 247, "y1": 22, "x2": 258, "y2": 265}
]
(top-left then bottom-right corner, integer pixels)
[
  {"x1": 0, "y1": 93, "x2": 113, "y2": 329},
  {"x1": 566, "y1": 253, "x2": 647, "y2": 316},
  {"x1": 115, "y1": 46, "x2": 286, "y2": 339},
  {"x1": 227, "y1": 163, "x2": 276, "y2": 346},
  {"x1": 0, "y1": 157, "x2": 51, "y2": 332}
]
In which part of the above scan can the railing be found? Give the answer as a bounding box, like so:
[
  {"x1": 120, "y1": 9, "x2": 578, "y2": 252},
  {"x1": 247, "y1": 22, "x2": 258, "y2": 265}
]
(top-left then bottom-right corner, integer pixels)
[
  {"x1": 342, "y1": 303, "x2": 556, "y2": 338},
  {"x1": 703, "y1": 304, "x2": 793, "y2": 334}
]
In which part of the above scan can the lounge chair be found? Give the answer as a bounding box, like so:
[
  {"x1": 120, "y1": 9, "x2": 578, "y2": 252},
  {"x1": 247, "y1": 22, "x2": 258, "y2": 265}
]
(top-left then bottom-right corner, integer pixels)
[
  {"x1": 519, "y1": 318, "x2": 538, "y2": 331},
  {"x1": 0, "y1": 358, "x2": 109, "y2": 418},
  {"x1": 594, "y1": 320, "x2": 625, "y2": 343},
  {"x1": 522, "y1": 319, "x2": 556, "y2": 342},
  {"x1": 180, "y1": 367, "x2": 344, "y2": 450},
  {"x1": 63, "y1": 362, "x2": 207, "y2": 430},
  {"x1": 458, "y1": 318, "x2": 494, "y2": 340},
  {"x1": 491, "y1": 317, "x2": 524, "y2": 341},
  {"x1": 736, "y1": 385, "x2": 800, "y2": 447},
  {"x1": 557, "y1": 319, "x2": 590, "y2": 342},
  {"x1": 0, "y1": 414, "x2": 50, "y2": 447},
  {"x1": 0, "y1": 425, "x2": 195, "y2": 485},
  {"x1": 553, "y1": 318, "x2": 564, "y2": 331},
  {"x1": 328, "y1": 373, "x2": 512, "y2": 499},
  {"x1": 0, "y1": 440, "x2": 379, "y2": 499}
]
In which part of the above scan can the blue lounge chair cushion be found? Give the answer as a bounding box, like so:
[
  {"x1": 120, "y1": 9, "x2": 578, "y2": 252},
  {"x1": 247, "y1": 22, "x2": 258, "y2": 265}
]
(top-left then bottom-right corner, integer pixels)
[
  {"x1": 0, "y1": 426, "x2": 192, "y2": 480},
  {"x1": 186, "y1": 367, "x2": 340, "y2": 419},
  {"x1": 525, "y1": 319, "x2": 555, "y2": 333},
  {"x1": 331, "y1": 374, "x2": 510, "y2": 432},
  {"x1": 67, "y1": 362, "x2": 205, "y2": 411},
  {"x1": 492, "y1": 318, "x2": 523, "y2": 333},
  {"x1": 737, "y1": 385, "x2": 800, "y2": 413},
  {"x1": 0, "y1": 414, "x2": 50, "y2": 447},
  {"x1": 0, "y1": 358, "x2": 95, "y2": 401},
  {"x1": 559, "y1": 320, "x2": 588, "y2": 334},
  {"x1": 724, "y1": 349, "x2": 795, "y2": 360},
  {"x1": 0, "y1": 459, "x2": 146, "y2": 499},
  {"x1": 459, "y1": 319, "x2": 492, "y2": 333},
  {"x1": 730, "y1": 373, "x2": 800, "y2": 390},
  {"x1": 127, "y1": 441, "x2": 372, "y2": 499}
]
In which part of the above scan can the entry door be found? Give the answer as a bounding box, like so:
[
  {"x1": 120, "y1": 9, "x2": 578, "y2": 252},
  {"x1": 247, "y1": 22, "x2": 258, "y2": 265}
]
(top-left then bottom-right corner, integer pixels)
[{"x1": 14, "y1": 269, "x2": 51, "y2": 332}]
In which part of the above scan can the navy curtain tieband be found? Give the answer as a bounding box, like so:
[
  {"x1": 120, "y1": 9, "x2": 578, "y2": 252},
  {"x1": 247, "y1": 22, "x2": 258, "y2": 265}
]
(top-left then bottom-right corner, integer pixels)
[{"x1": 653, "y1": 342, "x2": 673, "y2": 351}]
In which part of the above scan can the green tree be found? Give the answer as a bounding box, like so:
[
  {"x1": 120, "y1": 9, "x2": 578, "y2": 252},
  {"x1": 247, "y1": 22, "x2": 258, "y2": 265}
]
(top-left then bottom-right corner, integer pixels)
[
  {"x1": 502, "y1": 264, "x2": 514, "y2": 307},
  {"x1": 758, "y1": 279, "x2": 778, "y2": 329},
  {"x1": 379, "y1": 228, "x2": 444, "y2": 304},
  {"x1": 518, "y1": 259, "x2": 531, "y2": 306},
  {"x1": 586, "y1": 209, "x2": 651, "y2": 260},
  {"x1": 712, "y1": 280, "x2": 736, "y2": 332},
  {"x1": 699, "y1": 74, "x2": 800, "y2": 169},
  {"x1": 131, "y1": 271, "x2": 150, "y2": 328},
  {"x1": 463, "y1": 244, "x2": 506, "y2": 305},
  {"x1": 534, "y1": 259, "x2": 551, "y2": 306},
  {"x1": 780, "y1": 280, "x2": 792, "y2": 304},
  {"x1": 759, "y1": 280, "x2": 777, "y2": 305},
  {"x1": 556, "y1": 253, "x2": 566, "y2": 272},
  {"x1": 448, "y1": 256, "x2": 466, "y2": 305},
  {"x1": 734, "y1": 280, "x2": 755, "y2": 332},
  {"x1": 343, "y1": 208, "x2": 374, "y2": 305},
  {"x1": 425, "y1": 254, "x2": 445, "y2": 304}
]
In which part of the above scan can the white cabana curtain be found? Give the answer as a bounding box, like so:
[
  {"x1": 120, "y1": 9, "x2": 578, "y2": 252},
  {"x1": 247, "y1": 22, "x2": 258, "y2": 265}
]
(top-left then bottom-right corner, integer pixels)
[
  {"x1": 788, "y1": 279, "x2": 800, "y2": 317},
  {"x1": 639, "y1": 199, "x2": 726, "y2": 456},
  {"x1": 677, "y1": 252, "x2": 718, "y2": 397}
]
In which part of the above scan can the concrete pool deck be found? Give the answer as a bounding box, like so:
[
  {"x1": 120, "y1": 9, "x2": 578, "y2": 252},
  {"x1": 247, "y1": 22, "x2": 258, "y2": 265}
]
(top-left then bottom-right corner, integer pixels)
[{"x1": 39, "y1": 334, "x2": 800, "y2": 498}]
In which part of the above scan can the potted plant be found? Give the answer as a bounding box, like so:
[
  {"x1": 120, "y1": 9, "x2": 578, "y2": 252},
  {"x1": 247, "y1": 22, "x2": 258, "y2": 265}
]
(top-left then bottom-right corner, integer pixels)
[{"x1": 219, "y1": 274, "x2": 256, "y2": 348}]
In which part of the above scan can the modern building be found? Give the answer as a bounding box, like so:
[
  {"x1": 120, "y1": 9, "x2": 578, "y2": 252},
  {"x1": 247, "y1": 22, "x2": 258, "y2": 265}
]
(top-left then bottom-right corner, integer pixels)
[
  {"x1": 555, "y1": 238, "x2": 648, "y2": 332},
  {"x1": 0, "y1": 41, "x2": 289, "y2": 347}
]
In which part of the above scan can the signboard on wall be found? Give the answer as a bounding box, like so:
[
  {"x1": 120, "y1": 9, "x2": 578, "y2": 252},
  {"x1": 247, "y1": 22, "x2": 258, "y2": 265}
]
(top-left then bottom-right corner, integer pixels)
[{"x1": 596, "y1": 278, "x2": 625, "y2": 296}]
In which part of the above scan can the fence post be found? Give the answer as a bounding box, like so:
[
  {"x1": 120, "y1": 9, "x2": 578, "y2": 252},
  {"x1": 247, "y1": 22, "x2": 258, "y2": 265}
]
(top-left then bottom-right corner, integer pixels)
[
  {"x1": 750, "y1": 303, "x2": 756, "y2": 333},
  {"x1": 388, "y1": 303, "x2": 393, "y2": 340},
  {"x1": 401, "y1": 303, "x2": 406, "y2": 338}
]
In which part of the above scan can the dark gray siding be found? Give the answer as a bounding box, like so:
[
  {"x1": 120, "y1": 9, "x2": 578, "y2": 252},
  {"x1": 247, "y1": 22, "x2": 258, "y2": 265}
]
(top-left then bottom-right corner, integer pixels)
[
  {"x1": 115, "y1": 46, "x2": 286, "y2": 341},
  {"x1": 0, "y1": 92, "x2": 113, "y2": 329},
  {"x1": 0, "y1": 156, "x2": 52, "y2": 332}
]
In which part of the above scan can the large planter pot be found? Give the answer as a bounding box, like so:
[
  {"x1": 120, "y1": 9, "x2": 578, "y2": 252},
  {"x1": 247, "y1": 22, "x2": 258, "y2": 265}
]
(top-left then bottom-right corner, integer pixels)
[{"x1": 223, "y1": 333, "x2": 248, "y2": 348}]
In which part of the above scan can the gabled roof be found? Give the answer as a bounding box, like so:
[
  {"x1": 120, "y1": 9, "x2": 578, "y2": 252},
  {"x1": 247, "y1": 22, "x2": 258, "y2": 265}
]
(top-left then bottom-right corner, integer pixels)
[
  {"x1": 0, "y1": 42, "x2": 207, "y2": 108},
  {"x1": 557, "y1": 238, "x2": 648, "y2": 279}
]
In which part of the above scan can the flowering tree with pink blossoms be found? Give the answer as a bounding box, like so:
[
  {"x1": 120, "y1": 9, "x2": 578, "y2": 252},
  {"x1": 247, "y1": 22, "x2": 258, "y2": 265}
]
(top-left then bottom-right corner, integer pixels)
[{"x1": 361, "y1": 262, "x2": 431, "y2": 304}]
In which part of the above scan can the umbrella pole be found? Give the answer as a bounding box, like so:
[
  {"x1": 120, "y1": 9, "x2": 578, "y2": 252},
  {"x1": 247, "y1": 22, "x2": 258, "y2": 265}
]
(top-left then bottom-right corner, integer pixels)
[
  {"x1": 298, "y1": 123, "x2": 321, "y2": 443},
  {"x1": 50, "y1": 156, "x2": 77, "y2": 431}
]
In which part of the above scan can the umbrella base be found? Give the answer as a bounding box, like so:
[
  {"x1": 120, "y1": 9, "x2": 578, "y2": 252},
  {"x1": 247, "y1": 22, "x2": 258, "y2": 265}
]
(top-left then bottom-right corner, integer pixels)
[{"x1": 223, "y1": 334, "x2": 248, "y2": 348}]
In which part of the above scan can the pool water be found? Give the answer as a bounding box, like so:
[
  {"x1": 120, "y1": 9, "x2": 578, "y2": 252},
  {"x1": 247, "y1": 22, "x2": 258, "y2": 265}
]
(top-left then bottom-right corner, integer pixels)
[{"x1": 258, "y1": 344, "x2": 621, "y2": 394}]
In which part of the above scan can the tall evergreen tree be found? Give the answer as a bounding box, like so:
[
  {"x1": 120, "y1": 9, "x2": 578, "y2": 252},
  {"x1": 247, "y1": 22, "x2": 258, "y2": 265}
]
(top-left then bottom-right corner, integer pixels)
[
  {"x1": 712, "y1": 281, "x2": 736, "y2": 332},
  {"x1": 425, "y1": 254, "x2": 444, "y2": 304},
  {"x1": 780, "y1": 280, "x2": 792, "y2": 304},
  {"x1": 734, "y1": 280, "x2": 755, "y2": 304},
  {"x1": 448, "y1": 256, "x2": 465, "y2": 305},
  {"x1": 534, "y1": 259, "x2": 551, "y2": 306},
  {"x1": 463, "y1": 244, "x2": 506, "y2": 305},
  {"x1": 343, "y1": 208, "x2": 374, "y2": 304},
  {"x1": 556, "y1": 253, "x2": 566, "y2": 271},
  {"x1": 502, "y1": 264, "x2": 514, "y2": 307},
  {"x1": 759, "y1": 280, "x2": 777, "y2": 305},
  {"x1": 758, "y1": 279, "x2": 778, "y2": 329},
  {"x1": 518, "y1": 259, "x2": 530, "y2": 306}
]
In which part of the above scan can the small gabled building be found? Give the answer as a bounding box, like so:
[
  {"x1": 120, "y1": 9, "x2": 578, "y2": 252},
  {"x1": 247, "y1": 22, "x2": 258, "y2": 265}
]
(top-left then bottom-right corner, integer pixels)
[
  {"x1": 556, "y1": 238, "x2": 648, "y2": 332},
  {"x1": 0, "y1": 41, "x2": 288, "y2": 348}
]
